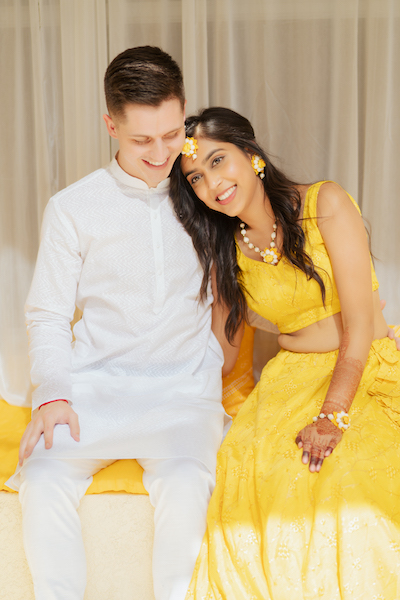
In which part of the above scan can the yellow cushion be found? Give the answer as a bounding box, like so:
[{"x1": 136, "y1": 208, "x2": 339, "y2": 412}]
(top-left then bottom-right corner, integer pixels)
[
  {"x1": 0, "y1": 324, "x2": 257, "y2": 494},
  {"x1": 222, "y1": 323, "x2": 255, "y2": 419},
  {"x1": 0, "y1": 398, "x2": 146, "y2": 494}
]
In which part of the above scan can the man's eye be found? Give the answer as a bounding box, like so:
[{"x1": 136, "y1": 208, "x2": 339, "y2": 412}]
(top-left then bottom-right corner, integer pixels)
[
  {"x1": 132, "y1": 139, "x2": 150, "y2": 145},
  {"x1": 164, "y1": 131, "x2": 179, "y2": 140}
]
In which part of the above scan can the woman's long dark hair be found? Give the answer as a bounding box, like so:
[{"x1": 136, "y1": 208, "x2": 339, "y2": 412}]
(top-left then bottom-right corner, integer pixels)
[{"x1": 170, "y1": 107, "x2": 325, "y2": 343}]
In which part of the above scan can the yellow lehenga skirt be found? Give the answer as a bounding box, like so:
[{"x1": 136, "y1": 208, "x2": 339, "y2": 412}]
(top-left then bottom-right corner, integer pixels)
[{"x1": 187, "y1": 337, "x2": 400, "y2": 600}]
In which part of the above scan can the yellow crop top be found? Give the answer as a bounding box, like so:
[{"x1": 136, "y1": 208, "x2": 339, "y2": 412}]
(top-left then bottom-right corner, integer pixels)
[{"x1": 237, "y1": 181, "x2": 379, "y2": 334}]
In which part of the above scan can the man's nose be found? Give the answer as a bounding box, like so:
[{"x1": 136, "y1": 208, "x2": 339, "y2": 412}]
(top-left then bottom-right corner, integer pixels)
[{"x1": 150, "y1": 138, "x2": 169, "y2": 162}]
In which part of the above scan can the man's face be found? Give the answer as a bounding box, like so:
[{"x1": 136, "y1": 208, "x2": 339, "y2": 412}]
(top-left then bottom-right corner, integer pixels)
[{"x1": 103, "y1": 98, "x2": 185, "y2": 187}]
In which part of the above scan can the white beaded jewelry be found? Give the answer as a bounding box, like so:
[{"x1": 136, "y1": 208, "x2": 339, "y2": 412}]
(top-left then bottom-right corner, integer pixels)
[
  {"x1": 312, "y1": 411, "x2": 350, "y2": 432},
  {"x1": 239, "y1": 222, "x2": 281, "y2": 265}
]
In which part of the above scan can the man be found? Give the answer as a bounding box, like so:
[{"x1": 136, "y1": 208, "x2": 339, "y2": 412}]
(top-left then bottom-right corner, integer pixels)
[{"x1": 7, "y1": 46, "x2": 232, "y2": 600}]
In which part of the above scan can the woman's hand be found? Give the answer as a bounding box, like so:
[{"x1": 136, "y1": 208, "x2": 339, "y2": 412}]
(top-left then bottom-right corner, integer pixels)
[
  {"x1": 18, "y1": 400, "x2": 80, "y2": 465},
  {"x1": 295, "y1": 419, "x2": 343, "y2": 473},
  {"x1": 380, "y1": 299, "x2": 400, "y2": 350}
]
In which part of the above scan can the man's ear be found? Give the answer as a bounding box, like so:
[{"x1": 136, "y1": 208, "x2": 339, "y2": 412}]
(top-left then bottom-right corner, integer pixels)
[{"x1": 103, "y1": 114, "x2": 118, "y2": 139}]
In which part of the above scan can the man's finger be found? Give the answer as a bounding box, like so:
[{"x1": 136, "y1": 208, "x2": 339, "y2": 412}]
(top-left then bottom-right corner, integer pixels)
[
  {"x1": 23, "y1": 424, "x2": 45, "y2": 460},
  {"x1": 19, "y1": 426, "x2": 32, "y2": 465},
  {"x1": 69, "y1": 411, "x2": 80, "y2": 442},
  {"x1": 43, "y1": 421, "x2": 55, "y2": 450}
]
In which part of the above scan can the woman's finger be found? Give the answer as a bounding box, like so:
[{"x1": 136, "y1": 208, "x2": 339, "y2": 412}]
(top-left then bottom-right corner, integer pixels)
[{"x1": 309, "y1": 456, "x2": 318, "y2": 472}]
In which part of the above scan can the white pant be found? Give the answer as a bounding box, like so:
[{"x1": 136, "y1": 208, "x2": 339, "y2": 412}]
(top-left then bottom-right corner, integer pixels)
[{"x1": 19, "y1": 457, "x2": 215, "y2": 600}]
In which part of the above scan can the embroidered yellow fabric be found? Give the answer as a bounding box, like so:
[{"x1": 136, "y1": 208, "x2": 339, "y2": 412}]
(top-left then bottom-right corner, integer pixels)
[
  {"x1": 186, "y1": 182, "x2": 400, "y2": 599},
  {"x1": 237, "y1": 181, "x2": 379, "y2": 334}
]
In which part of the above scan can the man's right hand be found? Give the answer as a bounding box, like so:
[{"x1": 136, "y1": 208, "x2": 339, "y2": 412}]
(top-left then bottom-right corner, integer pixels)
[{"x1": 18, "y1": 400, "x2": 80, "y2": 465}]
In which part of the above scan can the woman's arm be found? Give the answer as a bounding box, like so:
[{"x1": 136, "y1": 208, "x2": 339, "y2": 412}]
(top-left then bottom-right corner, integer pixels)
[
  {"x1": 211, "y1": 267, "x2": 244, "y2": 376},
  {"x1": 296, "y1": 182, "x2": 375, "y2": 472}
]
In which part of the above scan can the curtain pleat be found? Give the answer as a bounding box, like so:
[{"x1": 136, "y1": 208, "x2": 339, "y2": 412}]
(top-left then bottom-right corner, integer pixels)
[{"x1": 0, "y1": 0, "x2": 399, "y2": 405}]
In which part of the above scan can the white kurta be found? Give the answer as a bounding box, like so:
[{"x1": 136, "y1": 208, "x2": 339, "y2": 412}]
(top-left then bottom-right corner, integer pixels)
[{"x1": 11, "y1": 159, "x2": 227, "y2": 480}]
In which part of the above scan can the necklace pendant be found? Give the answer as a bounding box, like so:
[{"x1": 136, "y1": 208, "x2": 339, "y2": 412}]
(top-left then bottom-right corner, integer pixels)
[{"x1": 240, "y1": 221, "x2": 281, "y2": 266}]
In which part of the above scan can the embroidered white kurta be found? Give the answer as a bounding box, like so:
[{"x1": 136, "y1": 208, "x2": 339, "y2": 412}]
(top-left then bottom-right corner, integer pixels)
[{"x1": 19, "y1": 158, "x2": 226, "y2": 473}]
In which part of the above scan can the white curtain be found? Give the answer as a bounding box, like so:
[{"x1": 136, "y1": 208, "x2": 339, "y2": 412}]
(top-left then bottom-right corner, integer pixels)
[{"x1": 1, "y1": 0, "x2": 399, "y2": 405}]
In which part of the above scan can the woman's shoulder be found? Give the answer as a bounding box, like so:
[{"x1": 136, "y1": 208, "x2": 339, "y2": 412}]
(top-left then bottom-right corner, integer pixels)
[
  {"x1": 296, "y1": 181, "x2": 358, "y2": 220},
  {"x1": 316, "y1": 181, "x2": 361, "y2": 220}
]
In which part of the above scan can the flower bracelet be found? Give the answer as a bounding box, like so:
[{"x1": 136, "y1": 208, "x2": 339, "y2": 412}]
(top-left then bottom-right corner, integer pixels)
[{"x1": 312, "y1": 411, "x2": 350, "y2": 432}]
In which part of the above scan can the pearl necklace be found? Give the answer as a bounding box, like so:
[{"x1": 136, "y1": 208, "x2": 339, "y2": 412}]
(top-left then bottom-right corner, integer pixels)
[{"x1": 239, "y1": 221, "x2": 281, "y2": 265}]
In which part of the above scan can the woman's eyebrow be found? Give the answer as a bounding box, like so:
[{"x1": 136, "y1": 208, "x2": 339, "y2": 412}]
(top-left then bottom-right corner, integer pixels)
[{"x1": 184, "y1": 149, "x2": 224, "y2": 178}]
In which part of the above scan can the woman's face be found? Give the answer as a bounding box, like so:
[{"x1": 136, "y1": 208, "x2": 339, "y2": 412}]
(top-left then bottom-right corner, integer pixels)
[{"x1": 181, "y1": 137, "x2": 263, "y2": 219}]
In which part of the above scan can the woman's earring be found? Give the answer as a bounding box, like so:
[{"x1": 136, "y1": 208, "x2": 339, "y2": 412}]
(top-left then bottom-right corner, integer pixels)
[{"x1": 251, "y1": 154, "x2": 266, "y2": 179}]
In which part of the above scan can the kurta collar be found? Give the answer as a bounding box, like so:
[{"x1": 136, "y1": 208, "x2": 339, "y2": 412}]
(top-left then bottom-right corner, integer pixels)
[{"x1": 109, "y1": 156, "x2": 170, "y2": 191}]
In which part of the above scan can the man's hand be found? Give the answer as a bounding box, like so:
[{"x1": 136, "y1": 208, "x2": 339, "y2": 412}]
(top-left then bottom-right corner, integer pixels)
[{"x1": 18, "y1": 401, "x2": 80, "y2": 465}]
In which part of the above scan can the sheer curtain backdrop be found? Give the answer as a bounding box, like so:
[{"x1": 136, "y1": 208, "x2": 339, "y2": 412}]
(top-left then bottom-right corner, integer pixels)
[{"x1": 1, "y1": 0, "x2": 399, "y2": 405}]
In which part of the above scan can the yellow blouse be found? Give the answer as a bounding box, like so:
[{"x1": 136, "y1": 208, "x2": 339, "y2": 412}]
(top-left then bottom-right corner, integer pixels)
[{"x1": 237, "y1": 181, "x2": 379, "y2": 334}]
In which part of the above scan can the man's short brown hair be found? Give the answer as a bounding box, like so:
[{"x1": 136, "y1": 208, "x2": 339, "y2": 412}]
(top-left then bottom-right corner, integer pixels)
[{"x1": 104, "y1": 46, "x2": 185, "y2": 119}]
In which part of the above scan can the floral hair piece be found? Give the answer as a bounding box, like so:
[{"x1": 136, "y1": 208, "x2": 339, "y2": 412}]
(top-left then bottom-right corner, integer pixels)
[
  {"x1": 251, "y1": 154, "x2": 266, "y2": 179},
  {"x1": 182, "y1": 137, "x2": 199, "y2": 160}
]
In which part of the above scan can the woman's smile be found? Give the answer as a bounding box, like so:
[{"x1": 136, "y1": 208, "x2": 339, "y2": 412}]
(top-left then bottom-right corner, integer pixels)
[{"x1": 216, "y1": 185, "x2": 237, "y2": 204}]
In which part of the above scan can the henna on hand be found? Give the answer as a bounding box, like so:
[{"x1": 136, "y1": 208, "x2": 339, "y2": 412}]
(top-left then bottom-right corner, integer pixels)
[{"x1": 296, "y1": 419, "x2": 343, "y2": 472}]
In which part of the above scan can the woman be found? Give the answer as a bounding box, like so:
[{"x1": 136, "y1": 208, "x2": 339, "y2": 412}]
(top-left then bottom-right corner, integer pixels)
[{"x1": 170, "y1": 107, "x2": 400, "y2": 599}]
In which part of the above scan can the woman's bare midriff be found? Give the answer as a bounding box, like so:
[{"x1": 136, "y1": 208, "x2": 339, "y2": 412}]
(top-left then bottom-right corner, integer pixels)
[{"x1": 278, "y1": 290, "x2": 388, "y2": 353}]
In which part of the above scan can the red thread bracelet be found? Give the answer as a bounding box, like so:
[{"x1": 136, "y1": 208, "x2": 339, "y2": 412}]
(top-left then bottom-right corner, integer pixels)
[{"x1": 38, "y1": 399, "x2": 69, "y2": 410}]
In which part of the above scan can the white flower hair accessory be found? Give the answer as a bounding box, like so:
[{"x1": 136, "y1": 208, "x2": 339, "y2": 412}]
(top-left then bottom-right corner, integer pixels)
[{"x1": 181, "y1": 137, "x2": 198, "y2": 160}]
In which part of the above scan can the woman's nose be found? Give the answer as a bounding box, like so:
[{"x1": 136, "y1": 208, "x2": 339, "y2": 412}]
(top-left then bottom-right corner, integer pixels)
[{"x1": 205, "y1": 172, "x2": 222, "y2": 193}]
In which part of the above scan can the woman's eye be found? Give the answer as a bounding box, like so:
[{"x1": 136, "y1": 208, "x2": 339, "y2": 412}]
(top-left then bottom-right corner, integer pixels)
[
  {"x1": 212, "y1": 156, "x2": 223, "y2": 167},
  {"x1": 190, "y1": 174, "x2": 201, "y2": 185}
]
